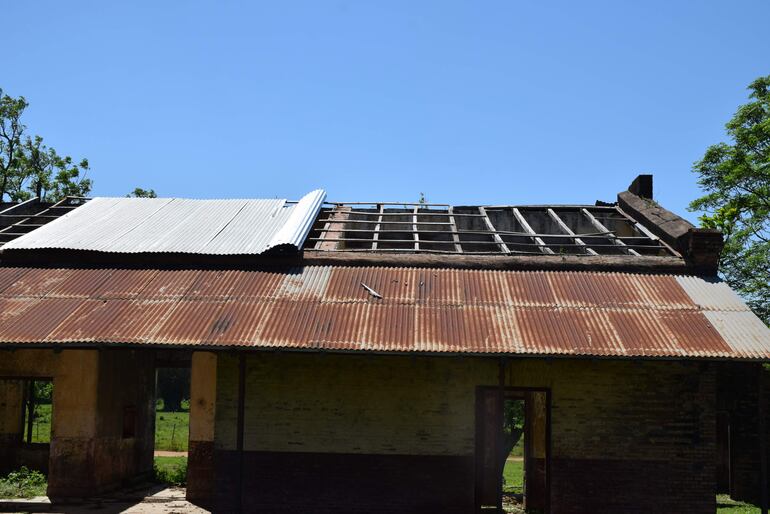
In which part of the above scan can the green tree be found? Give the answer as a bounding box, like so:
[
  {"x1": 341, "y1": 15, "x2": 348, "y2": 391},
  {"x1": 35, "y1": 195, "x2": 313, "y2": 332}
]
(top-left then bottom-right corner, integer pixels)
[
  {"x1": 0, "y1": 88, "x2": 91, "y2": 202},
  {"x1": 0, "y1": 89, "x2": 28, "y2": 200},
  {"x1": 690, "y1": 75, "x2": 770, "y2": 324},
  {"x1": 128, "y1": 187, "x2": 157, "y2": 198}
]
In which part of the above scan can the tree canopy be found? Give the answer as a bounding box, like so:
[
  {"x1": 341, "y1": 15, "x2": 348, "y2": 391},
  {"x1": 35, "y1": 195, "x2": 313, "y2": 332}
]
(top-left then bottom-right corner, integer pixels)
[
  {"x1": 0, "y1": 88, "x2": 91, "y2": 202},
  {"x1": 1, "y1": 87, "x2": 155, "y2": 202},
  {"x1": 690, "y1": 75, "x2": 770, "y2": 324}
]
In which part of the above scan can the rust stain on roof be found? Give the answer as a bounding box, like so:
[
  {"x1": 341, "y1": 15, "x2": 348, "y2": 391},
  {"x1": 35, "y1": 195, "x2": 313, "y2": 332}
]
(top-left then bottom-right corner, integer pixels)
[{"x1": 0, "y1": 265, "x2": 766, "y2": 359}]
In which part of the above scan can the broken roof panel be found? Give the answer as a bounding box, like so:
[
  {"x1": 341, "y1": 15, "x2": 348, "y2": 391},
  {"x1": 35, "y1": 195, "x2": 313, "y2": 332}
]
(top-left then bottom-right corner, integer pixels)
[
  {"x1": 0, "y1": 265, "x2": 767, "y2": 360},
  {"x1": 305, "y1": 202, "x2": 677, "y2": 256},
  {"x1": 1, "y1": 190, "x2": 326, "y2": 255}
]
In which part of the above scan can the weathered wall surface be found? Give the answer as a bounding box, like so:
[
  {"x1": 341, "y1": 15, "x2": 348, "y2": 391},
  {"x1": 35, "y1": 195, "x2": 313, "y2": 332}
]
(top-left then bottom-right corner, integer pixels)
[
  {"x1": 0, "y1": 379, "x2": 24, "y2": 473},
  {"x1": 187, "y1": 351, "x2": 217, "y2": 506},
  {"x1": 208, "y1": 353, "x2": 716, "y2": 514},
  {"x1": 0, "y1": 348, "x2": 155, "y2": 498}
]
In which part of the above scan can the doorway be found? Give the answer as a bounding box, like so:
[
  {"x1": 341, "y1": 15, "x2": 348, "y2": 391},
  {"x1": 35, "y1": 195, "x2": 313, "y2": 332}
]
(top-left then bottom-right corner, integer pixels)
[
  {"x1": 476, "y1": 387, "x2": 549, "y2": 513},
  {"x1": 153, "y1": 367, "x2": 190, "y2": 485}
]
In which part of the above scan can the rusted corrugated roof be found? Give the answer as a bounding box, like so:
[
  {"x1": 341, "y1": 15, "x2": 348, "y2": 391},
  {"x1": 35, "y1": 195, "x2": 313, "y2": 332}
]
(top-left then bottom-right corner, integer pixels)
[{"x1": 0, "y1": 266, "x2": 767, "y2": 359}]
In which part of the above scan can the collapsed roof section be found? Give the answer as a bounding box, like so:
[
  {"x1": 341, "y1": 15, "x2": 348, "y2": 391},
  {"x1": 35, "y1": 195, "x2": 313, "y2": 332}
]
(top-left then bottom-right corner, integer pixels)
[
  {"x1": 306, "y1": 202, "x2": 676, "y2": 256},
  {"x1": 1, "y1": 190, "x2": 326, "y2": 255},
  {"x1": 0, "y1": 176, "x2": 723, "y2": 275}
]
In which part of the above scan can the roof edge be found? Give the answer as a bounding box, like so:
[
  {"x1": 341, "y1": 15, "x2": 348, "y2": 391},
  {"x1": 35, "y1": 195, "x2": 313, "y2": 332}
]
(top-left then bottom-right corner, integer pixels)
[{"x1": 302, "y1": 249, "x2": 690, "y2": 274}]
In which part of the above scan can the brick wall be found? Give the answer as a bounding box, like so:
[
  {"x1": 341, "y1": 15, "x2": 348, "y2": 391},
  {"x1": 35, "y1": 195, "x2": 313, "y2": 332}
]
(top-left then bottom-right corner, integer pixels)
[{"x1": 208, "y1": 353, "x2": 717, "y2": 514}]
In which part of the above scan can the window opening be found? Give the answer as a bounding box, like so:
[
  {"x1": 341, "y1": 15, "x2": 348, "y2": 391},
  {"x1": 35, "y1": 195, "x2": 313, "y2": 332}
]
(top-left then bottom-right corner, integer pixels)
[{"x1": 21, "y1": 379, "x2": 53, "y2": 444}]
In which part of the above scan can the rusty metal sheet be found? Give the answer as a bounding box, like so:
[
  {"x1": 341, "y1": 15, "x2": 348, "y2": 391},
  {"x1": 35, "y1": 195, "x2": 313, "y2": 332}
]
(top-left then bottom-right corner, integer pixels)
[
  {"x1": 0, "y1": 265, "x2": 767, "y2": 360},
  {"x1": 209, "y1": 300, "x2": 274, "y2": 346},
  {"x1": 326, "y1": 267, "x2": 418, "y2": 303},
  {"x1": 0, "y1": 297, "x2": 83, "y2": 342},
  {"x1": 504, "y1": 272, "x2": 556, "y2": 306},
  {"x1": 513, "y1": 308, "x2": 623, "y2": 357},
  {"x1": 0, "y1": 267, "x2": 32, "y2": 294},
  {"x1": 96, "y1": 269, "x2": 161, "y2": 299},
  {"x1": 1, "y1": 268, "x2": 75, "y2": 297}
]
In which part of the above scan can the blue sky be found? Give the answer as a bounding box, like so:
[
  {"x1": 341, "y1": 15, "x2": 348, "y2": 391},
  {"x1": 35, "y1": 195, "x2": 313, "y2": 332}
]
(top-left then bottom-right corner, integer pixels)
[{"x1": 4, "y1": 1, "x2": 769, "y2": 222}]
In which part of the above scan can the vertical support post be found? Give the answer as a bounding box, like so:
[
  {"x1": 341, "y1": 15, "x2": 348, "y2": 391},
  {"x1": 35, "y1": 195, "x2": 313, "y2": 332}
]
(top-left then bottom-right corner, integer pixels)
[
  {"x1": 497, "y1": 358, "x2": 506, "y2": 513},
  {"x1": 236, "y1": 353, "x2": 246, "y2": 513},
  {"x1": 25, "y1": 380, "x2": 34, "y2": 443},
  {"x1": 760, "y1": 367, "x2": 768, "y2": 514},
  {"x1": 372, "y1": 204, "x2": 384, "y2": 251},
  {"x1": 188, "y1": 351, "x2": 218, "y2": 506}
]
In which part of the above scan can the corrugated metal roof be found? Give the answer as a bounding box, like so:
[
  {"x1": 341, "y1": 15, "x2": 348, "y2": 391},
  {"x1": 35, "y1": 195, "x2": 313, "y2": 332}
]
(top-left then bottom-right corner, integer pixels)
[
  {"x1": 0, "y1": 265, "x2": 767, "y2": 359},
  {"x1": 1, "y1": 190, "x2": 326, "y2": 255}
]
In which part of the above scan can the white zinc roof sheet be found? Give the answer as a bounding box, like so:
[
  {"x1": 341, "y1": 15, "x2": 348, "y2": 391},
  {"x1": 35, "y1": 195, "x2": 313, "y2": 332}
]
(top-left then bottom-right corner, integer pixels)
[{"x1": 2, "y1": 190, "x2": 326, "y2": 255}]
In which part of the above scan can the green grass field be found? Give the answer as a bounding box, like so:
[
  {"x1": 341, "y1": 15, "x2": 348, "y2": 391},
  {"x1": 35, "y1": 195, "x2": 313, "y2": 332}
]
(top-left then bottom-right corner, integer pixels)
[
  {"x1": 503, "y1": 459, "x2": 524, "y2": 493},
  {"x1": 22, "y1": 403, "x2": 52, "y2": 444},
  {"x1": 716, "y1": 495, "x2": 761, "y2": 513},
  {"x1": 155, "y1": 411, "x2": 189, "y2": 452},
  {"x1": 153, "y1": 456, "x2": 187, "y2": 485}
]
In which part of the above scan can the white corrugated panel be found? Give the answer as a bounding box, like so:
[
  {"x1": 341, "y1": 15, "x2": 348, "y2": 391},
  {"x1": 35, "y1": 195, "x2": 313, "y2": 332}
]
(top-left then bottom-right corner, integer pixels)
[
  {"x1": 703, "y1": 311, "x2": 770, "y2": 359},
  {"x1": 2, "y1": 190, "x2": 326, "y2": 255},
  {"x1": 675, "y1": 275, "x2": 770, "y2": 358},
  {"x1": 674, "y1": 276, "x2": 748, "y2": 311}
]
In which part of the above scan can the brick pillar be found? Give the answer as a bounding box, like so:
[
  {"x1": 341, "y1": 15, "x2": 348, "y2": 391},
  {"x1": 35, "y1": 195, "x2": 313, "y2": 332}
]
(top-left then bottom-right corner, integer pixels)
[
  {"x1": 187, "y1": 351, "x2": 217, "y2": 507},
  {"x1": 0, "y1": 379, "x2": 24, "y2": 474}
]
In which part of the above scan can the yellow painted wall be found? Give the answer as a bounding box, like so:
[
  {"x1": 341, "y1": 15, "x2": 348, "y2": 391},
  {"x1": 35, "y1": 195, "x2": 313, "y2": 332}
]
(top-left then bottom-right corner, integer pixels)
[
  {"x1": 215, "y1": 352, "x2": 713, "y2": 464},
  {"x1": 0, "y1": 380, "x2": 23, "y2": 437},
  {"x1": 190, "y1": 352, "x2": 217, "y2": 443},
  {"x1": 0, "y1": 349, "x2": 98, "y2": 438}
]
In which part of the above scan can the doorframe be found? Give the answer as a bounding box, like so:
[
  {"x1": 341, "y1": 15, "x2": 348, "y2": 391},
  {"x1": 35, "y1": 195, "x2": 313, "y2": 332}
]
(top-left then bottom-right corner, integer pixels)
[{"x1": 474, "y1": 385, "x2": 552, "y2": 514}]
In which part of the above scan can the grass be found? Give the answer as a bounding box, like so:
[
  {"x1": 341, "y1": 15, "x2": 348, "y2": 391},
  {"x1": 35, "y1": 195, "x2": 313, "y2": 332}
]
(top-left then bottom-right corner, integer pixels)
[
  {"x1": 503, "y1": 458, "x2": 524, "y2": 493},
  {"x1": 153, "y1": 456, "x2": 187, "y2": 486},
  {"x1": 717, "y1": 494, "x2": 761, "y2": 513},
  {"x1": 155, "y1": 411, "x2": 189, "y2": 452},
  {"x1": 0, "y1": 467, "x2": 47, "y2": 499},
  {"x1": 21, "y1": 403, "x2": 52, "y2": 444}
]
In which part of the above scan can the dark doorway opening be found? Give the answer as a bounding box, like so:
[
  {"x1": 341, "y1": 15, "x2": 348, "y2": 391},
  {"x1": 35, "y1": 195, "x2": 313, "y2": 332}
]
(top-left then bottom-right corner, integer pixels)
[{"x1": 476, "y1": 387, "x2": 549, "y2": 514}]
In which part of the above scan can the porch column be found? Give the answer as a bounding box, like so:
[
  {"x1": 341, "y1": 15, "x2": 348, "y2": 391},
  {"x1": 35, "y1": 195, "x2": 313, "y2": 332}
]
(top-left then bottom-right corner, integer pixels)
[
  {"x1": 187, "y1": 351, "x2": 218, "y2": 506},
  {"x1": 47, "y1": 350, "x2": 100, "y2": 499}
]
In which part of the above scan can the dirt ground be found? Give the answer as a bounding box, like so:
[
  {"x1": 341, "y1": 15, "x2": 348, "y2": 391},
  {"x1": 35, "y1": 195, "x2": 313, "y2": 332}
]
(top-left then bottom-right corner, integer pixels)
[{"x1": 0, "y1": 486, "x2": 209, "y2": 513}]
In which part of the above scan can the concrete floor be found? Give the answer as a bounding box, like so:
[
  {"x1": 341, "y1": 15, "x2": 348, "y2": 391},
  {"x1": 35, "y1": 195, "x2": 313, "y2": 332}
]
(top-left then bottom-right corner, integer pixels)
[{"x1": 0, "y1": 486, "x2": 209, "y2": 513}]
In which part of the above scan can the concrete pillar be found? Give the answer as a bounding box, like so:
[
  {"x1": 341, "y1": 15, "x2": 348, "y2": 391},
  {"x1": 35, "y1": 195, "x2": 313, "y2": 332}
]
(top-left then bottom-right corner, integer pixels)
[
  {"x1": 47, "y1": 350, "x2": 100, "y2": 498},
  {"x1": 0, "y1": 379, "x2": 24, "y2": 473},
  {"x1": 187, "y1": 351, "x2": 217, "y2": 506}
]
